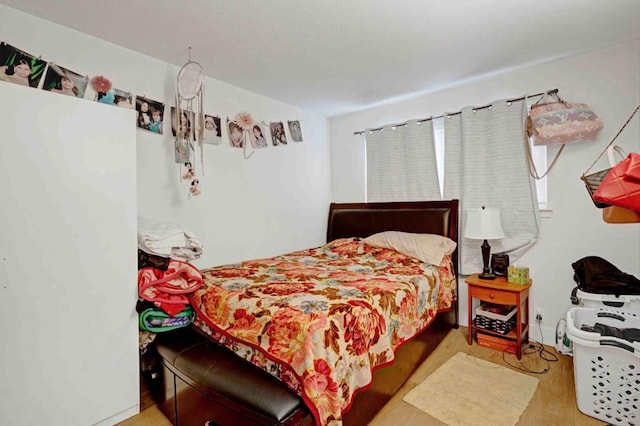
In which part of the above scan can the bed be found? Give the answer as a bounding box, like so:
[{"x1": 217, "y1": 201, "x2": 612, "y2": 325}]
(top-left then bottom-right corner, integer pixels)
[{"x1": 147, "y1": 200, "x2": 459, "y2": 426}]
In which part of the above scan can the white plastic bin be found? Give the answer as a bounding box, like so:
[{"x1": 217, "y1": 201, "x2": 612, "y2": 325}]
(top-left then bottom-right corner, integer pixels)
[
  {"x1": 566, "y1": 307, "x2": 640, "y2": 425},
  {"x1": 574, "y1": 289, "x2": 640, "y2": 317}
]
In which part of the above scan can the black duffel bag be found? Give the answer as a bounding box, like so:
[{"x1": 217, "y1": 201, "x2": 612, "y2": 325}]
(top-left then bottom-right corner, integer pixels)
[{"x1": 572, "y1": 256, "x2": 640, "y2": 296}]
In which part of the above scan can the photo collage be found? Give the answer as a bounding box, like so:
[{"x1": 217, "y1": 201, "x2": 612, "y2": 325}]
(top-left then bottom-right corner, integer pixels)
[{"x1": 0, "y1": 41, "x2": 305, "y2": 160}]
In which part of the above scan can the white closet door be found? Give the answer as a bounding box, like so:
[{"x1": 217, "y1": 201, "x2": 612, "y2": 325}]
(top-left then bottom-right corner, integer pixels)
[{"x1": 0, "y1": 83, "x2": 139, "y2": 426}]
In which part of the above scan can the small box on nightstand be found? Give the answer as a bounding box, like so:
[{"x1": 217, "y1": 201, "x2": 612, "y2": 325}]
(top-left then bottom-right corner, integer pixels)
[{"x1": 507, "y1": 266, "x2": 529, "y2": 285}]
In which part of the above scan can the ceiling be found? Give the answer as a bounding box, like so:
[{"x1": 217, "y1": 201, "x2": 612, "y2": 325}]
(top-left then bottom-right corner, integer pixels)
[{"x1": 2, "y1": 0, "x2": 640, "y2": 117}]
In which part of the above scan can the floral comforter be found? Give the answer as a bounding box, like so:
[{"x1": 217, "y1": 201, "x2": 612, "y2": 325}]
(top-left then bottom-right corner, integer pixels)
[{"x1": 190, "y1": 238, "x2": 456, "y2": 426}]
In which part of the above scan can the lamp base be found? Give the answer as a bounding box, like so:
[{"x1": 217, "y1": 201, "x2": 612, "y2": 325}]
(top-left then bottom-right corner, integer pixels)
[
  {"x1": 479, "y1": 239, "x2": 496, "y2": 280},
  {"x1": 478, "y1": 271, "x2": 496, "y2": 280}
]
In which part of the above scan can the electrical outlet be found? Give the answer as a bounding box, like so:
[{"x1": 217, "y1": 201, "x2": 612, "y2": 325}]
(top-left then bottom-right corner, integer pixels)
[{"x1": 535, "y1": 307, "x2": 544, "y2": 321}]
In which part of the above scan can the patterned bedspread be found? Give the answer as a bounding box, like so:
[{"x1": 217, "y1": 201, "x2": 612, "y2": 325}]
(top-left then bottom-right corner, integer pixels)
[{"x1": 190, "y1": 237, "x2": 456, "y2": 426}]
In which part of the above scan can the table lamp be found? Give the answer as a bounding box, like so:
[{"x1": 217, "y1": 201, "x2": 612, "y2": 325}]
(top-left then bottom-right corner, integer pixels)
[{"x1": 464, "y1": 206, "x2": 506, "y2": 280}]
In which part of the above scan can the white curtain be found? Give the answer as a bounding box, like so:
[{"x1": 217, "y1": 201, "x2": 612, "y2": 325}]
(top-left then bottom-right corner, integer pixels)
[
  {"x1": 366, "y1": 119, "x2": 440, "y2": 202},
  {"x1": 443, "y1": 99, "x2": 539, "y2": 275}
]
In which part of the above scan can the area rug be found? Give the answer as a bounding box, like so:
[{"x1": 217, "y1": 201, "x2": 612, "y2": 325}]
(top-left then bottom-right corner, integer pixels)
[{"x1": 403, "y1": 352, "x2": 539, "y2": 426}]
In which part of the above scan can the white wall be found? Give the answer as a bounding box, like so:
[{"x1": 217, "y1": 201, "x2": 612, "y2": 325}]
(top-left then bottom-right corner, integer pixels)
[
  {"x1": 331, "y1": 41, "x2": 640, "y2": 344},
  {"x1": 0, "y1": 83, "x2": 139, "y2": 426},
  {"x1": 0, "y1": 4, "x2": 331, "y2": 270}
]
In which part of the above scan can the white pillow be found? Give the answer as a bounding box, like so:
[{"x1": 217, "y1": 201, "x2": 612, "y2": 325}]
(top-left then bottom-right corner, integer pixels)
[{"x1": 363, "y1": 231, "x2": 457, "y2": 266}]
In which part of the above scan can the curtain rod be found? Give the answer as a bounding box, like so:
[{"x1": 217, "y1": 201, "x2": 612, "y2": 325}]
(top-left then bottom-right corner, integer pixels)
[{"x1": 353, "y1": 88, "x2": 558, "y2": 136}]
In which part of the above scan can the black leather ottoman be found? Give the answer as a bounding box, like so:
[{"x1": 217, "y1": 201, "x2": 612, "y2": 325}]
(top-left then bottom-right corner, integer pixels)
[{"x1": 144, "y1": 327, "x2": 313, "y2": 426}]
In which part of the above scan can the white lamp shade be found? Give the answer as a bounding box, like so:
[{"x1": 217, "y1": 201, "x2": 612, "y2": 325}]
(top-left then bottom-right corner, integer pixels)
[{"x1": 464, "y1": 207, "x2": 506, "y2": 240}]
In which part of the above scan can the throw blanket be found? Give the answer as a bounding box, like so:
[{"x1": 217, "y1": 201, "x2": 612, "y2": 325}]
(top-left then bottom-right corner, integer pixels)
[
  {"x1": 191, "y1": 238, "x2": 456, "y2": 426},
  {"x1": 138, "y1": 260, "x2": 203, "y2": 316}
]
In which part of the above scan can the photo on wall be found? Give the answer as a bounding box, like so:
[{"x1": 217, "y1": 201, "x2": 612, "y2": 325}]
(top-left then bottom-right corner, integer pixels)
[
  {"x1": 201, "y1": 114, "x2": 221, "y2": 145},
  {"x1": 96, "y1": 87, "x2": 134, "y2": 109},
  {"x1": 136, "y1": 96, "x2": 164, "y2": 134},
  {"x1": 227, "y1": 120, "x2": 245, "y2": 148},
  {"x1": 41, "y1": 63, "x2": 88, "y2": 99},
  {"x1": 249, "y1": 122, "x2": 268, "y2": 149},
  {"x1": 288, "y1": 120, "x2": 303, "y2": 142},
  {"x1": 0, "y1": 42, "x2": 47, "y2": 89},
  {"x1": 171, "y1": 107, "x2": 195, "y2": 140},
  {"x1": 174, "y1": 137, "x2": 191, "y2": 163},
  {"x1": 270, "y1": 121, "x2": 288, "y2": 146},
  {"x1": 172, "y1": 107, "x2": 194, "y2": 163}
]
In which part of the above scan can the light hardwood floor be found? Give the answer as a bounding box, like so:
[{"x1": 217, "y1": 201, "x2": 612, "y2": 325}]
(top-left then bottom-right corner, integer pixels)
[{"x1": 118, "y1": 327, "x2": 604, "y2": 426}]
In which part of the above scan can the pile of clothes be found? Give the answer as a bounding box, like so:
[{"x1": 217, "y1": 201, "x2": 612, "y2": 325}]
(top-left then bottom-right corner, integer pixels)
[{"x1": 137, "y1": 217, "x2": 204, "y2": 352}]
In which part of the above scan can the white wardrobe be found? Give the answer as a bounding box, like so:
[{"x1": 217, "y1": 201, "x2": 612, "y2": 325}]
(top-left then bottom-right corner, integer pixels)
[{"x1": 0, "y1": 83, "x2": 139, "y2": 425}]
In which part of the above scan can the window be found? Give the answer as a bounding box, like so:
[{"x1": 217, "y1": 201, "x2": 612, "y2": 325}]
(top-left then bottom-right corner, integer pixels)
[
  {"x1": 431, "y1": 117, "x2": 548, "y2": 209},
  {"x1": 432, "y1": 118, "x2": 445, "y2": 198},
  {"x1": 530, "y1": 144, "x2": 549, "y2": 210}
]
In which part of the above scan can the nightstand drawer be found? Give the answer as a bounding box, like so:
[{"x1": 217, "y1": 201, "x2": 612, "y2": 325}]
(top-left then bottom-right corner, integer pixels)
[
  {"x1": 477, "y1": 332, "x2": 518, "y2": 354},
  {"x1": 470, "y1": 286, "x2": 517, "y2": 305}
]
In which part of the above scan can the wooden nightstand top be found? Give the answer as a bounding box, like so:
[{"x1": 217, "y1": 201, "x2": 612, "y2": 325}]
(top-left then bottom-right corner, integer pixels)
[{"x1": 465, "y1": 273, "x2": 532, "y2": 292}]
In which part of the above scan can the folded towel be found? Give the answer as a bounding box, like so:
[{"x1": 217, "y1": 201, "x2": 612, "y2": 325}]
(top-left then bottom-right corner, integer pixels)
[
  {"x1": 170, "y1": 230, "x2": 204, "y2": 261},
  {"x1": 138, "y1": 217, "x2": 186, "y2": 255},
  {"x1": 139, "y1": 306, "x2": 194, "y2": 332},
  {"x1": 138, "y1": 217, "x2": 204, "y2": 259}
]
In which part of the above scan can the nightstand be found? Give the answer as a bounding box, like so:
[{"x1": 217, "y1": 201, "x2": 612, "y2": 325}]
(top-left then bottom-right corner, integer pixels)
[{"x1": 466, "y1": 273, "x2": 532, "y2": 359}]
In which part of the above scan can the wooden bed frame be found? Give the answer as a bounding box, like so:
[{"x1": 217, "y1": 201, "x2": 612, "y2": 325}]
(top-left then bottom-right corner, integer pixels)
[{"x1": 147, "y1": 200, "x2": 459, "y2": 425}]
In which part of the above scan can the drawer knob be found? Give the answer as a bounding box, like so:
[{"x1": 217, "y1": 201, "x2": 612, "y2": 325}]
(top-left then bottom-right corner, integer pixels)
[{"x1": 490, "y1": 293, "x2": 495, "y2": 299}]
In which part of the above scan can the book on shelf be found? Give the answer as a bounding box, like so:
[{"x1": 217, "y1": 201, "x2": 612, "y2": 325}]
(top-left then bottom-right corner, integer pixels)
[{"x1": 475, "y1": 302, "x2": 517, "y2": 322}]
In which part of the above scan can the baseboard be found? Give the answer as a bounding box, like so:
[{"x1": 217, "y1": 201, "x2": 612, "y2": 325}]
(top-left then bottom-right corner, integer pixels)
[{"x1": 92, "y1": 404, "x2": 140, "y2": 426}]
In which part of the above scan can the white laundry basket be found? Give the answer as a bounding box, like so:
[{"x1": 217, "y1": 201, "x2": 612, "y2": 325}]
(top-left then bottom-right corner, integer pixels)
[
  {"x1": 566, "y1": 307, "x2": 640, "y2": 426},
  {"x1": 573, "y1": 289, "x2": 640, "y2": 317}
]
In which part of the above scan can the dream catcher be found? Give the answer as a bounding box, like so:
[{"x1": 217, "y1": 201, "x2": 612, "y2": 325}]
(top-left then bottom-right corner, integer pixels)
[{"x1": 176, "y1": 48, "x2": 205, "y2": 196}]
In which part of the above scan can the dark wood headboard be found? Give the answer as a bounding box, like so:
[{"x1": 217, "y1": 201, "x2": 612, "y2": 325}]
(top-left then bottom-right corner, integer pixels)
[
  {"x1": 327, "y1": 200, "x2": 459, "y2": 264},
  {"x1": 327, "y1": 200, "x2": 458, "y2": 238}
]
